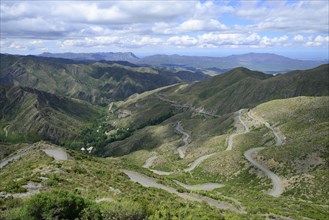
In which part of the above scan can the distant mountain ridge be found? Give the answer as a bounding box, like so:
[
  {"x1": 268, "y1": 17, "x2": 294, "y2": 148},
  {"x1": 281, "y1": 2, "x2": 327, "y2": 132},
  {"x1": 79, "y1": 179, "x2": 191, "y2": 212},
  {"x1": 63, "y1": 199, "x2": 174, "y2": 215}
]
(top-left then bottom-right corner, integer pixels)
[
  {"x1": 138, "y1": 53, "x2": 327, "y2": 73},
  {"x1": 40, "y1": 52, "x2": 140, "y2": 63},
  {"x1": 38, "y1": 52, "x2": 328, "y2": 73}
]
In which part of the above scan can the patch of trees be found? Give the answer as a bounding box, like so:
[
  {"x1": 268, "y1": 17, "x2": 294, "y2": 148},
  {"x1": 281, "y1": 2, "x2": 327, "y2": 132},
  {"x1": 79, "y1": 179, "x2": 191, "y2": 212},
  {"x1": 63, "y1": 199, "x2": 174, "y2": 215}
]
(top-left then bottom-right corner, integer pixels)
[{"x1": 71, "y1": 111, "x2": 175, "y2": 156}]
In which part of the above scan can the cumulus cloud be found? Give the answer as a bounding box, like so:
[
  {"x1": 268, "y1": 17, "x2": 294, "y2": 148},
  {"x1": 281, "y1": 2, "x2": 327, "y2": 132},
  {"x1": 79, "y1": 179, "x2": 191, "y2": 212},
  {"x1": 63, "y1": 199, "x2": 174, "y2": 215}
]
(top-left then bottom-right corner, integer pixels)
[
  {"x1": 294, "y1": 35, "x2": 304, "y2": 42},
  {"x1": 167, "y1": 36, "x2": 198, "y2": 47},
  {"x1": 61, "y1": 36, "x2": 163, "y2": 49},
  {"x1": 195, "y1": 33, "x2": 290, "y2": 48},
  {"x1": 62, "y1": 36, "x2": 120, "y2": 48},
  {"x1": 152, "y1": 19, "x2": 227, "y2": 34},
  {"x1": 235, "y1": 0, "x2": 329, "y2": 34},
  {"x1": 305, "y1": 35, "x2": 329, "y2": 47},
  {"x1": 1, "y1": 39, "x2": 48, "y2": 52},
  {"x1": 1, "y1": 1, "x2": 196, "y2": 24},
  {"x1": 0, "y1": 0, "x2": 328, "y2": 54}
]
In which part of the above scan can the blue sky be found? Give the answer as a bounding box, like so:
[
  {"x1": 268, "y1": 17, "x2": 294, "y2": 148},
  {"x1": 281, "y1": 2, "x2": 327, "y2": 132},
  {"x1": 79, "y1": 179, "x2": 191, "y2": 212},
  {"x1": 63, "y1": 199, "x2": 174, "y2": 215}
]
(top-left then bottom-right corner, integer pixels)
[{"x1": 1, "y1": 0, "x2": 328, "y2": 59}]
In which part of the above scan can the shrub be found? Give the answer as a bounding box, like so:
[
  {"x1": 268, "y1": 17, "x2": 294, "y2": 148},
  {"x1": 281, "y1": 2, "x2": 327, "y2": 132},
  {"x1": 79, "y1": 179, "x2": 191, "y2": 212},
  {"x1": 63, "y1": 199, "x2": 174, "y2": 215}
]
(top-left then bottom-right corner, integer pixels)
[
  {"x1": 45, "y1": 174, "x2": 60, "y2": 186},
  {"x1": 5, "y1": 182, "x2": 27, "y2": 193},
  {"x1": 100, "y1": 200, "x2": 147, "y2": 220},
  {"x1": 7, "y1": 189, "x2": 102, "y2": 220}
]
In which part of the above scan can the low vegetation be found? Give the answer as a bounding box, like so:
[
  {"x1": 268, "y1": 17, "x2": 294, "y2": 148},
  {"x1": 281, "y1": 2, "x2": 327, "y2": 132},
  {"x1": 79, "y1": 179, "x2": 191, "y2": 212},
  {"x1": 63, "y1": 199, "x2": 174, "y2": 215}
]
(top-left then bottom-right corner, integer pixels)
[{"x1": 1, "y1": 63, "x2": 328, "y2": 219}]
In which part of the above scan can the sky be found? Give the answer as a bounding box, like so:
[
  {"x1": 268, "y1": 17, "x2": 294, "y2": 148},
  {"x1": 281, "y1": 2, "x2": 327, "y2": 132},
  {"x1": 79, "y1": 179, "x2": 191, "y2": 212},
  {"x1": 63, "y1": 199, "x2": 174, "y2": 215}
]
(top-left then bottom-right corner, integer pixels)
[{"x1": 0, "y1": 0, "x2": 328, "y2": 60}]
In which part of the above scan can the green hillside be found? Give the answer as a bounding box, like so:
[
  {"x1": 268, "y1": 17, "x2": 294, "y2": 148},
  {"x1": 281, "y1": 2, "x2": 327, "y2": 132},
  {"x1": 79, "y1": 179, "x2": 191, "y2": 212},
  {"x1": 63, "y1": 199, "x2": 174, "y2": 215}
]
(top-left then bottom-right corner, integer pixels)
[
  {"x1": 0, "y1": 61, "x2": 328, "y2": 219},
  {"x1": 0, "y1": 54, "x2": 208, "y2": 105},
  {"x1": 1, "y1": 96, "x2": 328, "y2": 219},
  {"x1": 0, "y1": 142, "x2": 227, "y2": 219},
  {"x1": 253, "y1": 96, "x2": 329, "y2": 202},
  {"x1": 118, "y1": 96, "x2": 329, "y2": 219},
  {"x1": 88, "y1": 65, "x2": 328, "y2": 157},
  {"x1": 163, "y1": 65, "x2": 329, "y2": 115},
  {"x1": 0, "y1": 85, "x2": 101, "y2": 144}
]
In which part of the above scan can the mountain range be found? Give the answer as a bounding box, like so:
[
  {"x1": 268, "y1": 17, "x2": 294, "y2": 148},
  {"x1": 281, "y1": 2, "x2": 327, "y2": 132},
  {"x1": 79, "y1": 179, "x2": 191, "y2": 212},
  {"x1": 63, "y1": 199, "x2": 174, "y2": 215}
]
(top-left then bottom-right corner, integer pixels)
[
  {"x1": 40, "y1": 52, "x2": 139, "y2": 63},
  {"x1": 39, "y1": 52, "x2": 328, "y2": 73},
  {"x1": 101, "y1": 64, "x2": 329, "y2": 156},
  {"x1": 0, "y1": 53, "x2": 328, "y2": 219},
  {"x1": 0, "y1": 54, "x2": 208, "y2": 105}
]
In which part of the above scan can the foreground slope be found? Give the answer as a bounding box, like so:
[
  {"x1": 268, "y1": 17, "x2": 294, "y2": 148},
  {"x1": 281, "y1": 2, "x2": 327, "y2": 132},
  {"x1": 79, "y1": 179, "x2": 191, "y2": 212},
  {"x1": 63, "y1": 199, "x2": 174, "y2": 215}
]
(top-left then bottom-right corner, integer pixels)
[
  {"x1": 252, "y1": 96, "x2": 329, "y2": 202},
  {"x1": 0, "y1": 142, "x2": 229, "y2": 219},
  {"x1": 1, "y1": 96, "x2": 327, "y2": 219},
  {"x1": 120, "y1": 96, "x2": 329, "y2": 219}
]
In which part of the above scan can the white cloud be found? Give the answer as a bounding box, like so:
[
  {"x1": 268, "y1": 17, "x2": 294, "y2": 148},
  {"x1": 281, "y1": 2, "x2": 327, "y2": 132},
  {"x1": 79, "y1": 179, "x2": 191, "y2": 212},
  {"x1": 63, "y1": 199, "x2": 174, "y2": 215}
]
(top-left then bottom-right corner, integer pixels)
[
  {"x1": 198, "y1": 33, "x2": 266, "y2": 47},
  {"x1": 314, "y1": 35, "x2": 329, "y2": 43},
  {"x1": 294, "y1": 35, "x2": 304, "y2": 42},
  {"x1": 304, "y1": 35, "x2": 329, "y2": 47},
  {"x1": 9, "y1": 42, "x2": 27, "y2": 50},
  {"x1": 61, "y1": 36, "x2": 119, "y2": 48},
  {"x1": 1, "y1": 39, "x2": 48, "y2": 52},
  {"x1": 153, "y1": 19, "x2": 227, "y2": 34},
  {"x1": 177, "y1": 19, "x2": 227, "y2": 32},
  {"x1": 1, "y1": 1, "x2": 196, "y2": 25},
  {"x1": 124, "y1": 36, "x2": 163, "y2": 48},
  {"x1": 0, "y1": 1, "x2": 328, "y2": 54},
  {"x1": 167, "y1": 36, "x2": 198, "y2": 47},
  {"x1": 61, "y1": 36, "x2": 163, "y2": 49},
  {"x1": 235, "y1": 1, "x2": 329, "y2": 34},
  {"x1": 193, "y1": 1, "x2": 233, "y2": 18},
  {"x1": 165, "y1": 33, "x2": 289, "y2": 48}
]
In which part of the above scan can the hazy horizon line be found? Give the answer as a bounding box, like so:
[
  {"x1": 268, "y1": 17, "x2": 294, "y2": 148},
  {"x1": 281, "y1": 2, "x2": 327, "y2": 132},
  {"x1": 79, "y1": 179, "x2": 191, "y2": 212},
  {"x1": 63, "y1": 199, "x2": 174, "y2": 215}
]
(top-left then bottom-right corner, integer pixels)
[{"x1": 2, "y1": 50, "x2": 329, "y2": 61}]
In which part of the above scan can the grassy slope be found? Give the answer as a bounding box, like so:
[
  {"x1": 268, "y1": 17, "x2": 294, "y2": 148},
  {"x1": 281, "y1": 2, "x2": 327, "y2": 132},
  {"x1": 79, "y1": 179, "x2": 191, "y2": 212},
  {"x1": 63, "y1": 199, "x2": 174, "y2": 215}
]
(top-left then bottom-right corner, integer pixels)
[
  {"x1": 253, "y1": 96, "x2": 329, "y2": 202},
  {"x1": 100, "y1": 85, "x2": 233, "y2": 157},
  {"x1": 163, "y1": 65, "x2": 329, "y2": 115},
  {"x1": 1, "y1": 61, "x2": 328, "y2": 218},
  {"x1": 0, "y1": 143, "x2": 227, "y2": 219},
  {"x1": 119, "y1": 97, "x2": 329, "y2": 219},
  {"x1": 0, "y1": 96, "x2": 328, "y2": 219},
  {"x1": 97, "y1": 65, "x2": 328, "y2": 158}
]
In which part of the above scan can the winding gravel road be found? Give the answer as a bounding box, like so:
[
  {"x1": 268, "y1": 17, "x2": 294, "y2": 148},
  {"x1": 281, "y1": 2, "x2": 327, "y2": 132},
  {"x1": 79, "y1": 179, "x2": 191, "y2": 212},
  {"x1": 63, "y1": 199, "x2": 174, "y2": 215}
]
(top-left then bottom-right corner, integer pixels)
[
  {"x1": 175, "y1": 121, "x2": 190, "y2": 158},
  {"x1": 149, "y1": 169, "x2": 174, "y2": 175},
  {"x1": 42, "y1": 148, "x2": 69, "y2": 160},
  {"x1": 142, "y1": 154, "x2": 158, "y2": 169},
  {"x1": 143, "y1": 154, "x2": 174, "y2": 175},
  {"x1": 156, "y1": 93, "x2": 219, "y2": 118},
  {"x1": 3, "y1": 125, "x2": 9, "y2": 137},
  {"x1": 183, "y1": 153, "x2": 216, "y2": 172},
  {"x1": 244, "y1": 147, "x2": 283, "y2": 197},
  {"x1": 143, "y1": 152, "x2": 216, "y2": 175},
  {"x1": 123, "y1": 170, "x2": 241, "y2": 212},
  {"x1": 226, "y1": 109, "x2": 250, "y2": 151},
  {"x1": 247, "y1": 110, "x2": 284, "y2": 146},
  {"x1": 0, "y1": 146, "x2": 35, "y2": 169},
  {"x1": 244, "y1": 110, "x2": 284, "y2": 197},
  {"x1": 173, "y1": 180, "x2": 224, "y2": 191},
  {"x1": 0, "y1": 145, "x2": 69, "y2": 169}
]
